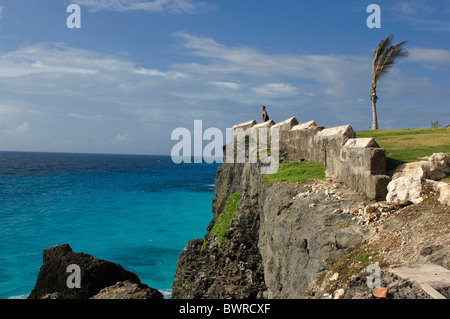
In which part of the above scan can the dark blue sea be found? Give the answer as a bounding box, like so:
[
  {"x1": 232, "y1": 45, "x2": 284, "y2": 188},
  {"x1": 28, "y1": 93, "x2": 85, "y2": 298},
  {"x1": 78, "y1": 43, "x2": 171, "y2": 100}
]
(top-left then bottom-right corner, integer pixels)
[{"x1": 0, "y1": 151, "x2": 218, "y2": 299}]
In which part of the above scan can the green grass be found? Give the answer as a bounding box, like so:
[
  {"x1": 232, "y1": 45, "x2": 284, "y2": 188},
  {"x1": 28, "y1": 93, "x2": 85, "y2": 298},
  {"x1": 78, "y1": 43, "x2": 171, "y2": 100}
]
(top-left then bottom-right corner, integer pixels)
[
  {"x1": 211, "y1": 191, "x2": 241, "y2": 247},
  {"x1": 356, "y1": 127, "x2": 450, "y2": 163},
  {"x1": 262, "y1": 161, "x2": 325, "y2": 184}
]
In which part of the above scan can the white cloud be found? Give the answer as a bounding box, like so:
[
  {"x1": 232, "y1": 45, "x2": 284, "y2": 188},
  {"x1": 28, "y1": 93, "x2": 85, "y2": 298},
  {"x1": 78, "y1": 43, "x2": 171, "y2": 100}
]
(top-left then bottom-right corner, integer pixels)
[
  {"x1": 67, "y1": 113, "x2": 83, "y2": 119},
  {"x1": 16, "y1": 122, "x2": 29, "y2": 133},
  {"x1": 134, "y1": 67, "x2": 189, "y2": 80},
  {"x1": 210, "y1": 81, "x2": 240, "y2": 89},
  {"x1": 408, "y1": 48, "x2": 450, "y2": 67},
  {"x1": 251, "y1": 83, "x2": 299, "y2": 97},
  {"x1": 74, "y1": 0, "x2": 214, "y2": 14},
  {"x1": 391, "y1": 1, "x2": 450, "y2": 32},
  {"x1": 0, "y1": 42, "x2": 132, "y2": 78},
  {"x1": 173, "y1": 32, "x2": 369, "y2": 99},
  {"x1": 113, "y1": 133, "x2": 133, "y2": 143}
]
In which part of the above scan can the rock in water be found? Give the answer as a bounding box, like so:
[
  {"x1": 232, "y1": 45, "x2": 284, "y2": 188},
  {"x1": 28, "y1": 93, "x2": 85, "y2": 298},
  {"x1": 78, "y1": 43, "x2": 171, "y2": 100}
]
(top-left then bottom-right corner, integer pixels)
[{"x1": 28, "y1": 244, "x2": 163, "y2": 299}]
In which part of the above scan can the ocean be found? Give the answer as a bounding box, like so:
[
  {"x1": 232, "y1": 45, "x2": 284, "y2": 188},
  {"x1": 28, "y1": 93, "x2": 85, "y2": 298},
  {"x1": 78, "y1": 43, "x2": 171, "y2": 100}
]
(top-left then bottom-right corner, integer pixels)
[{"x1": 0, "y1": 151, "x2": 219, "y2": 299}]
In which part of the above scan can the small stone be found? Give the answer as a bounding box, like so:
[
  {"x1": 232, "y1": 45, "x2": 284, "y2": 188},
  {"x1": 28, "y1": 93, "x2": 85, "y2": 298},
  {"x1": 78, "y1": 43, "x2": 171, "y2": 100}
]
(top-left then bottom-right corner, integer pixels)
[
  {"x1": 333, "y1": 289, "x2": 345, "y2": 299},
  {"x1": 364, "y1": 205, "x2": 376, "y2": 216},
  {"x1": 330, "y1": 273, "x2": 339, "y2": 281}
]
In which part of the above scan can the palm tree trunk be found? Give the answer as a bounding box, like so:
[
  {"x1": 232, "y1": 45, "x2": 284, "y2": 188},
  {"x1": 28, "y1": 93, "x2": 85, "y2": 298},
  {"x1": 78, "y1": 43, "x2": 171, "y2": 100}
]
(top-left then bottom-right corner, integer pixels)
[{"x1": 371, "y1": 86, "x2": 378, "y2": 130}]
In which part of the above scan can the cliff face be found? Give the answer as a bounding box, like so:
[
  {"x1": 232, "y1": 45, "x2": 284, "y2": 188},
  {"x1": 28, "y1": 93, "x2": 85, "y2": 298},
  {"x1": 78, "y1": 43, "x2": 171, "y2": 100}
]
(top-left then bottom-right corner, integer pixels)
[
  {"x1": 258, "y1": 180, "x2": 369, "y2": 298},
  {"x1": 171, "y1": 157, "x2": 375, "y2": 299}
]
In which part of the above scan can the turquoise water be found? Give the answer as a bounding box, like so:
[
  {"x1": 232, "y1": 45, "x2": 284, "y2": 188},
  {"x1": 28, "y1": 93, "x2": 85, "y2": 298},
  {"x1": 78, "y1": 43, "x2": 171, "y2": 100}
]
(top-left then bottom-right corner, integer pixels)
[{"x1": 0, "y1": 151, "x2": 218, "y2": 299}]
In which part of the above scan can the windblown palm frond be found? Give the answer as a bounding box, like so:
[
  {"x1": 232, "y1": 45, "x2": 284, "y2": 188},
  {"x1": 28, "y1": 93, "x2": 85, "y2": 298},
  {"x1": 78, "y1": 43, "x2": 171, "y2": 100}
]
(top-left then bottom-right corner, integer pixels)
[
  {"x1": 370, "y1": 34, "x2": 408, "y2": 130},
  {"x1": 372, "y1": 35, "x2": 409, "y2": 86}
]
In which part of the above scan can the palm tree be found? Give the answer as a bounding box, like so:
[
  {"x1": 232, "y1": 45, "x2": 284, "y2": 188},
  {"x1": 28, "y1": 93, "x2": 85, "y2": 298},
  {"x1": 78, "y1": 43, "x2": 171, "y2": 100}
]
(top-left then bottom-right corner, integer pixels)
[{"x1": 371, "y1": 34, "x2": 408, "y2": 130}]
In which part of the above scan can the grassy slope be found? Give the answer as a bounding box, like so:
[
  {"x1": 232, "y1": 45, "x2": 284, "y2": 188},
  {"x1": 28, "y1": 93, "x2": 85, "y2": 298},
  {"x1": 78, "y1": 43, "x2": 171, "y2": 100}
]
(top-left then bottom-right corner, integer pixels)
[
  {"x1": 356, "y1": 127, "x2": 450, "y2": 163},
  {"x1": 263, "y1": 162, "x2": 326, "y2": 184},
  {"x1": 211, "y1": 191, "x2": 241, "y2": 247}
]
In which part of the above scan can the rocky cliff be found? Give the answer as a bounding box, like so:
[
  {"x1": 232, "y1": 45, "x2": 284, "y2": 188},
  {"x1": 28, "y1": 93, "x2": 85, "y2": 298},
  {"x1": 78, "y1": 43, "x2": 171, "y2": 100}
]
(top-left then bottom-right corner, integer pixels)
[
  {"x1": 172, "y1": 131, "x2": 449, "y2": 299},
  {"x1": 172, "y1": 154, "x2": 370, "y2": 298}
]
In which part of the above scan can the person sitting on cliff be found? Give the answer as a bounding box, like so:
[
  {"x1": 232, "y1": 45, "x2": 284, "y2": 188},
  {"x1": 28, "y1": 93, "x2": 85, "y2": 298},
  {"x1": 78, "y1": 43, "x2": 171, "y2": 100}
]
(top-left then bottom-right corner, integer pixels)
[{"x1": 261, "y1": 106, "x2": 270, "y2": 123}]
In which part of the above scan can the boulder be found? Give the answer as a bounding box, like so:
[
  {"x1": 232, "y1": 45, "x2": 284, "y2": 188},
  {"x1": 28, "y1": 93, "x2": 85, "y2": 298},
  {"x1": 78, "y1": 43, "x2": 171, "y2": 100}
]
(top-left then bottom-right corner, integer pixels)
[
  {"x1": 439, "y1": 185, "x2": 450, "y2": 206},
  {"x1": 386, "y1": 176, "x2": 423, "y2": 205},
  {"x1": 386, "y1": 176, "x2": 450, "y2": 206},
  {"x1": 28, "y1": 244, "x2": 163, "y2": 299},
  {"x1": 392, "y1": 153, "x2": 450, "y2": 181}
]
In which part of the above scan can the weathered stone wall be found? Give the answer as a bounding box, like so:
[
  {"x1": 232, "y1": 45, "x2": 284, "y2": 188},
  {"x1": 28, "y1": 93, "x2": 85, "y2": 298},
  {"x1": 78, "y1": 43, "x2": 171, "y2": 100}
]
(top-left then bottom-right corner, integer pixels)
[{"x1": 230, "y1": 117, "x2": 390, "y2": 200}]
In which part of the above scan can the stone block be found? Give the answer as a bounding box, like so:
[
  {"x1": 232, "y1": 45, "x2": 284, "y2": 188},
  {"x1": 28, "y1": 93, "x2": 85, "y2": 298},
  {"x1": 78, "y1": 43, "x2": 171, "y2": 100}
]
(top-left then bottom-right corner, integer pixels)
[
  {"x1": 343, "y1": 138, "x2": 380, "y2": 148},
  {"x1": 231, "y1": 120, "x2": 257, "y2": 131},
  {"x1": 253, "y1": 120, "x2": 274, "y2": 129},
  {"x1": 271, "y1": 116, "x2": 298, "y2": 131},
  {"x1": 271, "y1": 117, "x2": 298, "y2": 151},
  {"x1": 315, "y1": 124, "x2": 356, "y2": 146},
  {"x1": 291, "y1": 120, "x2": 317, "y2": 131}
]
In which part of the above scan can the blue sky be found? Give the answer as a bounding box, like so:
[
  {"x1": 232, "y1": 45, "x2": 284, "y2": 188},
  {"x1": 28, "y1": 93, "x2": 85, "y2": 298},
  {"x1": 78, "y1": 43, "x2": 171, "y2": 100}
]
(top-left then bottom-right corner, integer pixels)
[{"x1": 0, "y1": 0, "x2": 449, "y2": 155}]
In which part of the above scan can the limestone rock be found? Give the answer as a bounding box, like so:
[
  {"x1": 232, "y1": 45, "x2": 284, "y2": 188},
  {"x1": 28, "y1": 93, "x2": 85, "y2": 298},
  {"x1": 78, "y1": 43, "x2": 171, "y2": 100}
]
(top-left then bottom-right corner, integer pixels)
[
  {"x1": 392, "y1": 152, "x2": 450, "y2": 181},
  {"x1": 343, "y1": 138, "x2": 380, "y2": 148},
  {"x1": 386, "y1": 176, "x2": 423, "y2": 205},
  {"x1": 253, "y1": 120, "x2": 275, "y2": 129},
  {"x1": 271, "y1": 116, "x2": 298, "y2": 131},
  {"x1": 333, "y1": 289, "x2": 345, "y2": 299},
  {"x1": 291, "y1": 120, "x2": 317, "y2": 131},
  {"x1": 439, "y1": 185, "x2": 450, "y2": 206}
]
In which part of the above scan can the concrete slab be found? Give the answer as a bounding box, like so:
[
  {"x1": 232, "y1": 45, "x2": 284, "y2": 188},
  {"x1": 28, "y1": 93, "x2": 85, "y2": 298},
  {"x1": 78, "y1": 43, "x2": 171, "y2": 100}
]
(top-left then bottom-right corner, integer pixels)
[{"x1": 390, "y1": 264, "x2": 450, "y2": 290}]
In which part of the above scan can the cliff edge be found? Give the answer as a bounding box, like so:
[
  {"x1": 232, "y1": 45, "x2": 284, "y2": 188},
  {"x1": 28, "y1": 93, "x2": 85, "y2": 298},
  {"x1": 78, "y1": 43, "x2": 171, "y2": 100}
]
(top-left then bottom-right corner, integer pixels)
[{"x1": 172, "y1": 119, "x2": 449, "y2": 299}]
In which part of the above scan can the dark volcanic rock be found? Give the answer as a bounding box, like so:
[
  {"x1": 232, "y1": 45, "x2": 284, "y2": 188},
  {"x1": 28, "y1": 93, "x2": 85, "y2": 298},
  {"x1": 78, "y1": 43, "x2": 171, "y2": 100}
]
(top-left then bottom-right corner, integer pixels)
[{"x1": 28, "y1": 244, "x2": 163, "y2": 299}]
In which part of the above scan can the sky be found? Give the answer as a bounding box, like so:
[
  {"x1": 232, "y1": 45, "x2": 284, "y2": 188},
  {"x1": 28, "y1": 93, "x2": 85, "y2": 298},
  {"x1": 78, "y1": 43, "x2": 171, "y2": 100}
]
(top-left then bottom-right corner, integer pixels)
[{"x1": 0, "y1": 0, "x2": 449, "y2": 155}]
